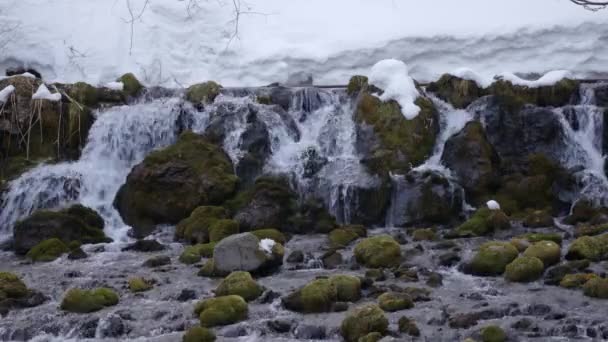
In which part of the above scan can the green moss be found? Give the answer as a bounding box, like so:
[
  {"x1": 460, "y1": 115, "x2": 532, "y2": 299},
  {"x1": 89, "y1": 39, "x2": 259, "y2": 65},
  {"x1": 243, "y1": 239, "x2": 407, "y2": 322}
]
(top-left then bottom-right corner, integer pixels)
[
  {"x1": 300, "y1": 278, "x2": 338, "y2": 313},
  {"x1": 583, "y1": 277, "x2": 608, "y2": 299},
  {"x1": 176, "y1": 206, "x2": 229, "y2": 244},
  {"x1": 358, "y1": 332, "x2": 383, "y2": 342},
  {"x1": 456, "y1": 208, "x2": 510, "y2": 237},
  {"x1": 0, "y1": 272, "x2": 28, "y2": 298},
  {"x1": 194, "y1": 295, "x2": 248, "y2": 327},
  {"x1": 118, "y1": 73, "x2": 143, "y2": 97},
  {"x1": 575, "y1": 224, "x2": 608, "y2": 237},
  {"x1": 504, "y1": 256, "x2": 544, "y2": 282},
  {"x1": 354, "y1": 235, "x2": 401, "y2": 268},
  {"x1": 427, "y1": 74, "x2": 486, "y2": 109},
  {"x1": 488, "y1": 78, "x2": 579, "y2": 108},
  {"x1": 208, "y1": 219, "x2": 239, "y2": 242},
  {"x1": 347, "y1": 75, "x2": 369, "y2": 95},
  {"x1": 186, "y1": 81, "x2": 222, "y2": 104},
  {"x1": 565, "y1": 200, "x2": 600, "y2": 225},
  {"x1": 377, "y1": 292, "x2": 414, "y2": 312},
  {"x1": 68, "y1": 82, "x2": 99, "y2": 107},
  {"x1": 215, "y1": 271, "x2": 263, "y2": 302},
  {"x1": 469, "y1": 241, "x2": 519, "y2": 276},
  {"x1": 523, "y1": 209, "x2": 554, "y2": 228},
  {"x1": 128, "y1": 277, "x2": 153, "y2": 292},
  {"x1": 329, "y1": 275, "x2": 361, "y2": 302},
  {"x1": 26, "y1": 238, "x2": 69, "y2": 262},
  {"x1": 251, "y1": 229, "x2": 286, "y2": 245},
  {"x1": 515, "y1": 233, "x2": 563, "y2": 245},
  {"x1": 481, "y1": 325, "x2": 506, "y2": 342},
  {"x1": 198, "y1": 242, "x2": 216, "y2": 258},
  {"x1": 329, "y1": 229, "x2": 359, "y2": 249},
  {"x1": 180, "y1": 245, "x2": 203, "y2": 264},
  {"x1": 398, "y1": 316, "x2": 420, "y2": 336},
  {"x1": 340, "y1": 304, "x2": 389, "y2": 342},
  {"x1": 522, "y1": 241, "x2": 561, "y2": 267},
  {"x1": 560, "y1": 273, "x2": 599, "y2": 289},
  {"x1": 183, "y1": 326, "x2": 216, "y2": 342},
  {"x1": 60, "y1": 287, "x2": 119, "y2": 313},
  {"x1": 64, "y1": 204, "x2": 105, "y2": 230},
  {"x1": 411, "y1": 228, "x2": 437, "y2": 241},
  {"x1": 565, "y1": 235, "x2": 608, "y2": 261}
]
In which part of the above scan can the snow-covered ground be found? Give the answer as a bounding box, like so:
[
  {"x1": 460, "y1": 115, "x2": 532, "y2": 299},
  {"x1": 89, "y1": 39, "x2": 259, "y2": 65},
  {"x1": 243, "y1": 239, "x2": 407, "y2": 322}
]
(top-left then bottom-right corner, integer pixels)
[{"x1": 1, "y1": 0, "x2": 607, "y2": 87}]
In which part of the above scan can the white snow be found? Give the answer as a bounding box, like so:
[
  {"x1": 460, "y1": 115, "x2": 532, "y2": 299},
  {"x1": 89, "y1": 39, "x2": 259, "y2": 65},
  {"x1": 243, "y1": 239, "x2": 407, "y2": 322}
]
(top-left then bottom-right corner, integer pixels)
[
  {"x1": 0, "y1": 0, "x2": 606, "y2": 86},
  {"x1": 486, "y1": 200, "x2": 501, "y2": 210},
  {"x1": 32, "y1": 84, "x2": 61, "y2": 102},
  {"x1": 369, "y1": 59, "x2": 420, "y2": 119},
  {"x1": 105, "y1": 81, "x2": 124, "y2": 91},
  {"x1": 449, "y1": 68, "x2": 494, "y2": 88},
  {"x1": 496, "y1": 70, "x2": 572, "y2": 88},
  {"x1": 259, "y1": 238, "x2": 276, "y2": 255},
  {"x1": 0, "y1": 85, "x2": 15, "y2": 103}
]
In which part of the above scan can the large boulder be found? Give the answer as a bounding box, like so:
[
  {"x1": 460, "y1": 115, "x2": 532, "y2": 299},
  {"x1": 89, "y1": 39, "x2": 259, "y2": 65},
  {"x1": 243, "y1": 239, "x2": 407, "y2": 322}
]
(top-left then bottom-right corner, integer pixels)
[
  {"x1": 114, "y1": 131, "x2": 238, "y2": 238},
  {"x1": 175, "y1": 206, "x2": 229, "y2": 244},
  {"x1": 211, "y1": 232, "x2": 284, "y2": 275},
  {"x1": 340, "y1": 304, "x2": 389, "y2": 342},
  {"x1": 194, "y1": 295, "x2": 248, "y2": 327},
  {"x1": 467, "y1": 241, "x2": 519, "y2": 276},
  {"x1": 504, "y1": 256, "x2": 545, "y2": 283},
  {"x1": 427, "y1": 74, "x2": 486, "y2": 109},
  {"x1": 215, "y1": 271, "x2": 263, "y2": 302},
  {"x1": 60, "y1": 288, "x2": 119, "y2": 313},
  {"x1": 13, "y1": 204, "x2": 109, "y2": 255},
  {"x1": 441, "y1": 121, "x2": 500, "y2": 204},
  {"x1": 354, "y1": 235, "x2": 401, "y2": 268},
  {"x1": 282, "y1": 275, "x2": 361, "y2": 313},
  {"x1": 455, "y1": 207, "x2": 510, "y2": 237}
]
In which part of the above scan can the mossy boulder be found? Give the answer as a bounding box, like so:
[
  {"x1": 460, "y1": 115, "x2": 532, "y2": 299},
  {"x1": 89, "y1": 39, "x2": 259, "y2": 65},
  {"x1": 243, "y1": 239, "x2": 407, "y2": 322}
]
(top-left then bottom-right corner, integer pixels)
[
  {"x1": 176, "y1": 206, "x2": 229, "y2": 244},
  {"x1": 60, "y1": 287, "x2": 119, "y2": 313},
  {"x1": 329, "y1": 226, "x2": 365, "y2": 248},
  {"x1": 359, "y1": 332, "x2": 383, "y2": 342},
  {"x1": 180, "y1": 245, "x2": 204, "y2": 264},
  {"x1": 456, "y1": 208, "x2": 510, "y2": 237},
  {"x1": 283, "y1": 278, "x2": 337, "y2": 313},
  {"x1": 583, "y1": 277, "x2": 608, "y2": 299},
  {"x1": 565, "y1": 235, "x2": 608, "y2": 261},
  {"x1": 516, "y1": 233, "x2": 563, "y2": 245},
  {"x1": 469, "y1": 241, "x2": 519, "y2": 276},
  {"x1": 330, "y1": 275, "x2": 361, "y2": 302},
  {"x1": 412, "y1": 228, "x2": 437, "y2": 241},
  {"x1": 251, "y1": 228, "x2": 286, "y2": 245},
  {"x1": 504, "y1": 256, "x2": 544, "y2": 282},
  {"x1": 347, "y1": 75, "x2": 371, "y2": 95},
  {"x1": 354, "y1": 235, "x2": 401, "y2": 268},
  {"x1": 215, "y1": 271, "x2": 263, "y2": 302},
  {"x1": 26, "y1": 238, "x2": 69, "y2": 262},
  {"x1": 340, "y1": 304, "x2": 389, "y2": 342},
  {"x1": 488, "y1": 78, "x2": 579, "y2": 108},
  {"x1": 115, "y1": 132, "x2": 238, "y2": 238},
  {"x1": 13, "y1": 205, "x2": 109, "y2": 255},
  {"x1": 128, "y1": 277, "x2": 153, "y2": 292},
  {"x1": 0, "y1": 272, "x2": 28, "y2": 299},
  {"x1": 565, "y1": 200, "x2": 606, "y2": 225},
  {"x1": 186, "y1": 81, "x2": 222, "y2": 105},
  {"x1": 194, "y1": 295, "x2": 248, "y2": 327},
  {"x1": 522, "y1": 241, "x2": 561, "y2": 267},
  {"x1": 183, "y1": 326, "x2": 216, "y2": 342},
  {"x1": 118, "y1": 73, "x2": 144, "y2": 98},
  {"x1": 427, "y1": 74, "x2": 487, "y2": 109},
  {"x1": 398, "y1": 316, "x2": 420, "y2": 337},
  {"x1": 208, "y1": 219, "x2": 239, "y2": 242},
  {"x1": 523, "y1": 209, "x2": 554, "y2": 228},
  {"x1": 378, "y1": 292, "x2": 414, "y2": 312},
  {"x1": 481, "y1": 325, "x2": 506, "y2": 342},
  {"x1": 560, "y1": 273, "x2": 599, "y2": 289},
  {"x1": 354, "y1": 90, "x2": 439, "y2": 176}
]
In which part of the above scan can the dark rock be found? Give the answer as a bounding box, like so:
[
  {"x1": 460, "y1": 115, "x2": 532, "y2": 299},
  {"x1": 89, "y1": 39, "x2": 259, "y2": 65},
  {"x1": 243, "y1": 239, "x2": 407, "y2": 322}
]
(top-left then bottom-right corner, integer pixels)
[
  {"x1": 438, "y1": 251, "x2": 461, "y2": 267},
  {"x1": 427, "y1": 74, "x2": 486, "y2": 109},
  {"x1": 142, "y1": 255, "x2": 171, "y2": 267},
  {"x1": 122, "y1": 240, "x2": 165, "y2": 252},
  {"x1": 223, "y1": 325, "x2": 249, "y2": 338},
  {"x1": 544, "y1": 260, "x2": 590, "y2": 285},
  {"x1": 6, "y1": 67, "x2": 42, "y2": 78},
  {"x1": 98, "y1": 314, "x2": 126, "y2": 338},
  {"x1": 258, "y1": 290, "x2": 282, "y2": 304},
  {"x1": 267, "y1": 319, "x2": 293, "y2": 333},
  {"x1": 294, "y1": 325, "x2": 326, "y2": 340},
  {"x1": 79, "y1": 318, "x2": 100, "y2": 338},
  {"x1": 68, "y1": 248, "x2": 88, "y2": 260},
  {"x1": 176, "y1": 289, "x2": 196, "y2": 302},
  {"x1": 448, "y1": 312, "x2": 480, "y2": 329},
  {"x1": 426, "y1": 272, "x2": 443, "y2": 287},
  {"x1": 302, "y1": 147, "x2": 328, "y2": 178},
  {"x1": 524, "y1": 304, "x2": 552, "y2": 316},
  {"x1": 332, "y1": 302, "x2": 349, "y2": 312},
  {"x1": 322, "y1": 250, "x2": 343, "y2": 269},
  {"x1": 286, "y1": 250, "x2": 304, "y2": 263}
]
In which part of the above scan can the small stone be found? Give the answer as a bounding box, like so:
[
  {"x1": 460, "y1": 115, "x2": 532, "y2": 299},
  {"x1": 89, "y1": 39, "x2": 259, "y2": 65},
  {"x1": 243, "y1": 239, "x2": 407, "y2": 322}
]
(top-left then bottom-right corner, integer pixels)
[
  {"x1": 122, "y1": 239, "x2": 165, "y2": 252},
  {"x1": 143, "y1": 255, "x2": 171, "y2": 267},
  {"x1": 286, "y1": 250, "x2": 304, "y2": 263}
]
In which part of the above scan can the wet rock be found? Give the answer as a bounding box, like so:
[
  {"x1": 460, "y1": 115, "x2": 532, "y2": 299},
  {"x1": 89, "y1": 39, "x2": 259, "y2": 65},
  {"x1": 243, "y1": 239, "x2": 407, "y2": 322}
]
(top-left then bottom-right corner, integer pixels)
[
  {"x1": 266, "y1": 319, "x2": 293, "y2": 333},
  {"x1": 122, "y1": 239, "x2": 165, "y2": 252},
  {"x1": 222, "y1": 325, "x2": 249, "y2": 338},
  {"x1": 398, "y1": 316, "x2": 420, "y2": 337},
  {"x1": 449, "y1": 312, "x2": 480, "y2": 329},
  {"x1": 194, "y1": 295, "x2": 248, "y2": 327},
  {"x1": 467, "y1": 241, "x2": 519, "y2": 276},
  {"x1": 426, "y1": 272, "x2": 443, "y2": 287},
  {"x1": 78, "y1": 318, "x2": 99, "y2": 338},
  {"x1": 438, "y1": 251, "x2": 461, "y2": 267},
  {"x1": 340, "y1": 304, "x2": 388, "y2": 342},
  {"x1": 68, "y1": 247, "x2": 88, "y2": 260},
  {"x1": 142, "y1": 255, "x2": 171, "y2": 268},
  {"x1": 524, "y1": 304, "x2": 552, "y2": 316},
  {"x1": 185, "y1": 81, "x2": 221, "y2": 105},
  {"x1": 504, "y1": 256, "x2": 544, "y2": 282},
  {"x1": 302, "y1": 147, "x2": 328, "y2": 178},
  {"x1": 322, "y1": 250, "x2": 343, "y2": 269},
  {"x1": 378, "y1": 292, "x2": 414, "y2": 312},
  {"x1": 177, "y1": 289, "x2": 196, "y2": 302},
  {"x1": 212, "y1": 233, "x2": 284, "y2": 275},
  {"x1": 258, "y1": 289, "x2": 281, "y2": 304},
  {"x1": 235, "y1": 108, "x2": 271, "y2": 184},
  {"x1": 544, "y1": 260, "x2": 590, "y2": 285},
  {"x1": 286, "y1": 250, "x2": 304, "y2": 263},
  {"x1": 294, "y1": 325, "x2": 326, "y2": 340},
  {"x1": 98, "y1": 314, "x2": 126, "y2": 338},
  {"x1": 283, "y1": 275, "x2": 361, "y2": 313},
  {"x1": 215, "y1": 271, "x2": 263, "y2": 302}
]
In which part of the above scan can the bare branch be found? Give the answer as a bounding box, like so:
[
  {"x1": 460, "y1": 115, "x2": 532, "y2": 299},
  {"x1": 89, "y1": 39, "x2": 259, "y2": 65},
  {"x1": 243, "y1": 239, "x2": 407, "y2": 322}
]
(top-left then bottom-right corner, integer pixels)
[
  {"x1": 570, "y1": 0, "x2": 608, "y2": 10},
  {"x1": 122, "y1": 0, "x2": 150, "y2": 55}
]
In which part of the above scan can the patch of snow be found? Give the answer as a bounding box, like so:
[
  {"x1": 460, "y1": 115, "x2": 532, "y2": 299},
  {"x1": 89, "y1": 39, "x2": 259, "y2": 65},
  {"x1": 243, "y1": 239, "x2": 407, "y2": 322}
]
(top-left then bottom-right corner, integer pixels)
[
  {"x1": 20, "y1": 72, "x2": 37, "y2": 79},
  {"x1": 32, "y1": 84, "x2": 61, "y2": 102},
  {"x1": 105, "y1": 81, "x2": 124, "y2": 91},
  {"x1": 486, "y1": 200, "x2": 500, "y2": 210},
  {"x1": 449, "y1": 68, "x2": 493, "y2": 88},
  {"x1": 259, "y1": 238, "x2": 276, "y2": 255},
  {"x1": 496, "y1": 70, "x2": 572, "y2": 88},
  {"x1": 369, "y1": 59, "x2": 420, "y2": 119},
  {"x1": 0, "y1": 85, "x2": 15, "y2": 103}
]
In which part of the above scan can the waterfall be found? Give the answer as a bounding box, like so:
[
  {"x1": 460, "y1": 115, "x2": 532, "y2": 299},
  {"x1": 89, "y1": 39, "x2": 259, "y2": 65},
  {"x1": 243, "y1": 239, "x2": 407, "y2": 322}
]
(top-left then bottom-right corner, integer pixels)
[{"x1": 0, "y1": 98, "x2": 194, "y2": 242}]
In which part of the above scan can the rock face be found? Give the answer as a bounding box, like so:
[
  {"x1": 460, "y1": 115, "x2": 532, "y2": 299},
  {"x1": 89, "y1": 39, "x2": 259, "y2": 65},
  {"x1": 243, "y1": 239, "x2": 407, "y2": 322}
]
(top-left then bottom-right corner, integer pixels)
[
  {"x1": 13, "y1": 205, "x2": 109, "y2": 255},
  {"x1": 114, "y1": 131, "x2": 238, "y2": 238},
  {"x1": 212, "y1": 233, "x2": 284, "y2": 275}
]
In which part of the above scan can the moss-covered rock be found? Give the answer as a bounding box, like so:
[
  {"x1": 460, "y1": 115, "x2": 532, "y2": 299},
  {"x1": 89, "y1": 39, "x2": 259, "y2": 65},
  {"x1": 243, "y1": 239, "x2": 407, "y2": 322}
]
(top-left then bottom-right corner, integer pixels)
[
  {"x1": 480, "y1": 325, "x2": 506, "y2": 342},
  {"x1": 469, "y1": 241, "x2": 519, "y2": 276},
  {"x1": 115, "y1": 132, "x2": 238, "y2": 238},
  {"x1": 128, "y1": 277, "x2": 153, "y2": 292},
  {"x1": 330, "y1": 275, "x2": 361, "y2": 302},
  {"x1": 560, "y1": 273, "x2": 599, "y2": 289},
  {"x1": 180, "y1": 245, "x2": 204, "y2": 265},
  {"x1": 329, "y1": 228, "x2": 360, "y2": 249},
  {"x1": 398, "y1": 316, "x2": 420, "y2": 337},
  {"x1": 0, "y1": 272, "x2": 28, "y2": 299},
  {"x1": 176, "y1": 206, "x2": 229, "y2": 244},
  {"x1": 412, "y1": 228, "x2": 437, "y2": 241},
  {"x1": 358, "y1": 332, "x2": 383, "y2": 342},
  {"x1": 583, "y1": 277, "x2": 608, "y2": 299},
  {"x1": 523, "y1": 209, "x2": 554, "y2": 228},
  {"x1": 346, "y1": 75, "x2": 370, "y2": 95},
  {"x1": 456, "y1": 208, "x2": 510, "y2": 237},
  {"x1": 340, "y1": 304, "x2": 388, "y2": 342},
  {"x1": 118, "y1": 73, "x2": 144, "y2": 98},
  {"x1": 515, "y1": 233, "x2": 563, "y2": 245},
  {"x1": 26, "y1": 238, "x2": 69, "y2": 262},
  {"x1": 564, "y1": 200, "x2": 607, "y2": 225},
  {"x1": 427, "y1": 74, "x2": 487, "y2": 109},
  {"x1": 378, "y1": 292, "x2": 414, "y2": 312},
  {"x1": 504, "y1": 256, "x2": 544, "y2": 282},
  {"x1": 194, "y1": 295, "x2": 248, "y2": 327},
  {"x1": 488, "y1": 78, "x2": 579, "y2": 108},
  {"x1": 186, "y1": 81, "x2": 222, "y2": 105},
  {"x1": 208, "y1": 219, "x2": 239, "y2": 242},
  {"x1": 565, "y1": 235, "x2": 608, "y2": 261},
  {"x1": 575, "y1": 223, "x2": 608, "y2": 238},
  {"x1": 354, "y1": 235, "x2": 401, "y2": 268},
  {"x1": 60, "y1": 287, "x2": 119, "y2": 313},
  {"x1": 522, "y1": 241, "x2": 561, "y2": 267},
  {"x1": 215, "y1": 271, "x2": 263, "y2": 302},
  {"x1": 183, "y1": 326, "x2": 216, "y2": 342},
  {"x1": 283, "y1": 278, "x2": 337, "y2": 313},
  {"x1": 251, "y1": 229, "x2": 286, "y2": 245}
]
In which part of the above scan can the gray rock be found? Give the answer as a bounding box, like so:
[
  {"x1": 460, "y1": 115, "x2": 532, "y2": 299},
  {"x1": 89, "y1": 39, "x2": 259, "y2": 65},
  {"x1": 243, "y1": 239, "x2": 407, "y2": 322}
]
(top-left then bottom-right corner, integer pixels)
[{"x1": 213, "y1": 233, "x2": 282, "y2": 274}]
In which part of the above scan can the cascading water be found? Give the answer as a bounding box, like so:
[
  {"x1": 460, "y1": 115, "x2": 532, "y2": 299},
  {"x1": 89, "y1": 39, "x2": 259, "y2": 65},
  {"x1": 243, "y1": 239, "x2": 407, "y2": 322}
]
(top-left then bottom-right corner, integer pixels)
[{"x1": 0, "y1": 98, "x2": 194, "y2": 242}]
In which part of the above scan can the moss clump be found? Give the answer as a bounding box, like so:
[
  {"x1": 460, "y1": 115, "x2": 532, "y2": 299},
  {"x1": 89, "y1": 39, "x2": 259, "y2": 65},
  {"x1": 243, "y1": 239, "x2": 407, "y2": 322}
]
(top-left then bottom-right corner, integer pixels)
[
  {"x1": 481, "y1": 325, "x2": 506, "y2": 342},
  {"x1": 565, "y1": 200, "x2": 604, "y2": 225},
  {"x1": 0, "y1": 272, "x2": 28, "y2": 299},
  {"x1": 456, "y1": 208, "x2": 510, "y2": 236},
  {"x1": 251, "y1": 229, "x2": 286, "y2": 245},
  {"x1": 488, "y1": 78, "x2": 579, "y2": 108},
  {"x1": 565, "y1": 235, "x2": 608, "y2": 261},
  {"x1": 26, "y1": 238, "x2": 69, "y2": 262},
  {"x1": 180, "y1": 245, "x2": 204, "y2": 264},
  {"x1": 515, "y1": 233, "x2": 563, "y2": 245},
  {"x1": 583, "y1": 277, "x2": 608, "y2": 299},
  {"x1": 176, "y1": 206, "x2": 229, "y2": 244},
  {"x1": 128, "y1": 277, "x2": 153, "y2": 292},
  {"x1": 186, "y1": 81, "x2": 222, "y2": 104},
  {"x1": 427, "y1": 74, "x2": 486, "y2": 109},
  {"x1": 60, "y1": 287, "x2": 119, "y2": 313},
  {"x1": 523, "y1": 209, "x2": 554, "y2": 228},
  {"x1": 68, "y1": 82, "x2": 99, "y2": 107},
  {"x1": 469, "y1": 241, "x2": 519, "y2": 276},
  {"x1": 329, "y1": 275, "x2": 361, "y2": 302},
  {"x1": 208, "y1": 219, "x2": 239, "y2": 243},
  {"x1": 340, "y1": 304, "x2": 388, "y2": 342},
  {"x1": 359, "y1": 332, "x2": 383, "y2": 342},
  {"x1": 183, "y1": 326, "x2": 216, "y2": 342},
  {"x1": 194, "y1": 295, "x2": 248, "y2": 327},
  {"x1": 522, "y1": 241, "x2": 561, "y2": 267},
  {"x1": 346, "y1": 75, "x2": 369, "y2": 95},
  {"x1": 398, "y1": 316, "x2": 420, "y2": 336},
  {"x1": 412, "y1": 228, "x2": 437, "y2": 241},
  {"x1": 575, "y1": 224, "x2": 608, "y2": 238},
  {"x1": 329, "y1": 228, "x2": 359, "y2": 249},
  {"x1": 354, "y1": 235, "x2": 401, "y2": 268},
  {"x1": 560, "y1": 273, "x2": 599, "y2": 289},
  {"x1": 118, "y1": 73, "x2": 143, "y2": 97},
  {"x1": 377, "y1": 292, "x2": 414, "y2": 312},
  {"x1": 215, "y1": 271, "x2": 263, "y2": 302},
  {"x1": 298, "y1": 278, "x2": 337, "y2": 313},
  {"x1": 504, "y1": 256, "x2": 544, "y2": 282}
]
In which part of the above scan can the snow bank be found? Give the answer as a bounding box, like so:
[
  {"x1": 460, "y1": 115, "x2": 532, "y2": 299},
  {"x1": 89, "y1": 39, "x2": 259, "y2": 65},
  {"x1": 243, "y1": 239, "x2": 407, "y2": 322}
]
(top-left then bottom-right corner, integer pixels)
[
  {"x1": 0, "y1": 85, "x2": 15, "y2": 103},
  {"x1": 496, "y1": 70, "x2": 572, "y2": 88},
  {"x1": 105, "y1": 82, "x2": 124, "y2": 91},
  {"x1": 449, "y1": 68, "x2": 493, "y2": 88},
  {"x1": 259, "y1": 238, "x2": 276, "y2": 255},
  {"x1": 486, "y1": 200, "x2": 501, "y2": 210},
  {"x1": 369, "y1": 59, "x2": 420, "y2": 119},
  {"x1": 32, "y1": 84, "x2": 61, "y2": 102}
]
